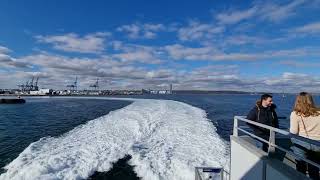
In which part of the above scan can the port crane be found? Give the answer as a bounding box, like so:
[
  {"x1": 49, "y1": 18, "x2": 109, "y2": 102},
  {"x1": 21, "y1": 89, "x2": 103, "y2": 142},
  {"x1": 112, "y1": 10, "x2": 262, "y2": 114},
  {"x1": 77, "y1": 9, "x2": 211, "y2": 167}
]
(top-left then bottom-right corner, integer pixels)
[
  {"x1": 89, "y1": 78, "x2": 99, "y2": 91},
  {"x1": 66, "y1": 77, "x2": 78, "y2": 91}
]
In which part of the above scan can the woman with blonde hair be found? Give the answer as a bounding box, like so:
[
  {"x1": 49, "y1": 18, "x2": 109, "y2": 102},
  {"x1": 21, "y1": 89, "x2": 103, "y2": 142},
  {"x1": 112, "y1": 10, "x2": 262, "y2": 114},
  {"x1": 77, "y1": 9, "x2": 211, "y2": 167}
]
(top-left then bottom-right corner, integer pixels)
[{"x1": 290, "y1": 92, "x2": 320, "y2": 179}]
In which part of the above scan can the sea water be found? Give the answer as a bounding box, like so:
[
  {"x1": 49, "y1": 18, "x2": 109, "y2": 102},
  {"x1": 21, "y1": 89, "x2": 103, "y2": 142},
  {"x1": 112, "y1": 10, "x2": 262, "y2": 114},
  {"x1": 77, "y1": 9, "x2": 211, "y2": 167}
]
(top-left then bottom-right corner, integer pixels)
[{"x1": 0, "y1": 94, "x2": 316, "y2": 179}]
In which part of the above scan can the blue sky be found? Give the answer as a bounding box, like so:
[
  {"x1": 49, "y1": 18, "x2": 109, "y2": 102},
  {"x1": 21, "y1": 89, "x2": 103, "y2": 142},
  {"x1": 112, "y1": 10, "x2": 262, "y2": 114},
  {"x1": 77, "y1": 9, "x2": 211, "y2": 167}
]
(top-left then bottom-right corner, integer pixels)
[{"x1": 0, "y1": 0, "x2": 320, "y2": 92}]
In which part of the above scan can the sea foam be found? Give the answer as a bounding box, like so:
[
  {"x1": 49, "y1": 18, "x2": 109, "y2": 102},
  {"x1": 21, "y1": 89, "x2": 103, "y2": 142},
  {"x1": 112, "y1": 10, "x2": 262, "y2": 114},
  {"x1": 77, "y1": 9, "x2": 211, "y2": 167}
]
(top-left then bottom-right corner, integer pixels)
[{"x1": 0, "y1": 98, "x2": 228, "y2": 180}]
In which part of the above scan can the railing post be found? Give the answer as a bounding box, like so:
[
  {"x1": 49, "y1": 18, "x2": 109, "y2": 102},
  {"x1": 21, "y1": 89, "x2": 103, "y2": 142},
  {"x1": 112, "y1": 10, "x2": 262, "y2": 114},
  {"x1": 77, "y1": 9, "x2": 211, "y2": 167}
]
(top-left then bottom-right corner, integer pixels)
[
  {"x1": 233, "y1": 116, "x2": 238, "y2": 137},
  {"x1": 268, "y1": 130, "x2": 275, "y2": 154},
  {"x1": 195, "y1": 168, "x2": 199, "y2": 180}
]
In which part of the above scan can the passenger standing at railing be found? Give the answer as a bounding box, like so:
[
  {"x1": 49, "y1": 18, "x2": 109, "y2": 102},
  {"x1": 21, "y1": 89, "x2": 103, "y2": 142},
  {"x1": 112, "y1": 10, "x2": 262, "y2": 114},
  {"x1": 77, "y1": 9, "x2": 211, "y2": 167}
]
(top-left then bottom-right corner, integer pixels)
[
  {"x1": 246, "y1": 94, "x2": 279, "y2": 152},
  {"x1": 290, "y1": 92, "x2": 320, "y2": 180}
]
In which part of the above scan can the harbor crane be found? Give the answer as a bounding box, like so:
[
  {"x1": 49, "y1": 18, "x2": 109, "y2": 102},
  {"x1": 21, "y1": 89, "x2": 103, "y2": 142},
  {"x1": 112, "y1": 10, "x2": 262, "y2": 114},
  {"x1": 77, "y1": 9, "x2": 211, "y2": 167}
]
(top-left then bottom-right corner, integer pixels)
[
  {"x1": 89, "y1": 78, "x2": 99, "y2": 91},
  {"x1": 66, "y1": 77, "x2": 78, "y2": 91}
]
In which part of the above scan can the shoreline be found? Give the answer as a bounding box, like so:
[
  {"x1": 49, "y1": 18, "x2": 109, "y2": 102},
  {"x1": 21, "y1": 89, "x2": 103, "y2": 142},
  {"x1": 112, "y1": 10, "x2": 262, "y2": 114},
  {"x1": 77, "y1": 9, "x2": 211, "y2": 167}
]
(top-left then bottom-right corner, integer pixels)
[{"x1": 0, "y1": 92, "x2": 292, "y2": 97}]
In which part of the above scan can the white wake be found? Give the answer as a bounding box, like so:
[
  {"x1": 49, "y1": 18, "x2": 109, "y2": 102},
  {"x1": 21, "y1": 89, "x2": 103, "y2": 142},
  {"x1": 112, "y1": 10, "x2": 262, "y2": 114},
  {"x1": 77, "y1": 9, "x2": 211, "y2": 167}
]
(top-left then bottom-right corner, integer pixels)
[{"x1": 0, "y1": 98, "x2": 228, "y2": 180}]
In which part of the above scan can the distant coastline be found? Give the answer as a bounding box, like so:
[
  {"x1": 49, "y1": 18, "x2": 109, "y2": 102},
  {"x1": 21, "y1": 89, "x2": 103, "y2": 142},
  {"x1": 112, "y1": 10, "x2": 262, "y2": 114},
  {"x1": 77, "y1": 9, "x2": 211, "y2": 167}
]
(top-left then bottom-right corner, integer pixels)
[
  {"x1": 173, "y1": 90, "x2": 252, "y2": 94},
  {"x1": 0, "y1": 90, "x2": 294, "y2": 96}
]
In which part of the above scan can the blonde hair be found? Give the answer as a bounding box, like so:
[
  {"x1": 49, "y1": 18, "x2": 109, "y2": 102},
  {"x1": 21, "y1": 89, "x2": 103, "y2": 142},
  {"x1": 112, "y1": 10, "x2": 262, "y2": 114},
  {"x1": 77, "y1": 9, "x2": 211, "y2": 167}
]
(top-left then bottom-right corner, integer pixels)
[{"x1": 294, "y1": 92, "x2": 320, "y2": 117}]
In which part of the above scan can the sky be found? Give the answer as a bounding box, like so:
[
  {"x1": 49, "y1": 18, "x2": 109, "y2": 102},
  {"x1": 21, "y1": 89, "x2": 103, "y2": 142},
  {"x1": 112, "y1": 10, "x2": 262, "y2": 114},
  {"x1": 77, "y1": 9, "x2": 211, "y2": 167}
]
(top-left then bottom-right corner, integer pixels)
[{"x1": 0, "y1": 0, "x2": 320, "y2": 92}]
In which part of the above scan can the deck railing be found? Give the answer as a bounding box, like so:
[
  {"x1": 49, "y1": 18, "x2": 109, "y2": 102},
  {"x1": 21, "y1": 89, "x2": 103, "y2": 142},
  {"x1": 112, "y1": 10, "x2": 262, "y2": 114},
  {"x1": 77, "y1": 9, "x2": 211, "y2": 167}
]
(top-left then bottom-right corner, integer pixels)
[
  {"x1": 195, "y1": 116, "x2": 320, "y2": 180},
  {"x1": 233, "y1": 115, "x2": 320, "y2": 169},
  {"x1": 195, "y1": 167, "x2": 229, "y2": 180}
]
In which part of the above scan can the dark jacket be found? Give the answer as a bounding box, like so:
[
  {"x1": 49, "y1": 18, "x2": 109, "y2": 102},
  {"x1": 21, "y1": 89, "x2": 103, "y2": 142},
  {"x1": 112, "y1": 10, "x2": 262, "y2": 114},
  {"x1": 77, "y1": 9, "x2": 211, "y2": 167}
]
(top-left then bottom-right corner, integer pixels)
[{"x1": 246, "y1": 100, "x2": 279, "y2": 137}]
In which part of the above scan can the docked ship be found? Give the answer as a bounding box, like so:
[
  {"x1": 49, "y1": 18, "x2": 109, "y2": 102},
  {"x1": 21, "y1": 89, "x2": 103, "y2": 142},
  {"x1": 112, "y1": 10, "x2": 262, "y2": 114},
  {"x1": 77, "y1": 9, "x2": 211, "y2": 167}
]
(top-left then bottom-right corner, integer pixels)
[{"x1": 0, "y1": 98, "x2": 25, "y2": 104}]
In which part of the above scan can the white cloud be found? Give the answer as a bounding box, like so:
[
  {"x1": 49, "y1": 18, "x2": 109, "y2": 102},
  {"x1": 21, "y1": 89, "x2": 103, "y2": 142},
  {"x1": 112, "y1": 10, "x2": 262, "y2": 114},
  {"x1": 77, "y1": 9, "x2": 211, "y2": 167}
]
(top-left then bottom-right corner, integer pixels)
[
  {"x1": 0, "y1": 47, "x2": 31, "y2": 69},
  {"x1": 113, "y1": 51, "x2": 162, "y2": 64},
  {"x1": 265, "y1": 72, "x2": 313, "y2": 86},
  {"x1": 2, "y1": 2, "x2": 320, "y2": 92},
  {"x1": 165, "y1": 44, "x2": 320, "y2": 61},
  {"x1": 216, "y1": 6, "x2": 257, "y2": 25},
  {"x1": 145, "y1": 69, "x2": 173, "y2": 79},
  {"x1": 117, "y1": 23, "x2": 165, "y2": 39},
  {"x1": 177, "y1": 21, "x2": 224, "y2": 41},
  {"x1": 261, "y1": 72, "x2": 320, "y2": 92},
  {"x1": 2, "y1": 49, "x2": 320, "y2": 92},
  {"x1": 110, "y1": 42, "x2": 164, "y2": 64},
  {"x1": 117, "y1": 24, "x2": 140, "y2": 39},
  {"x1": 222, "y1": 35, "x2": 269, "y2": 46},
  {"x1": 215, "y1": 0, "x2": 307, "y2": 24},
  {"x1": 165, "y1": 44, "x2": 260, "y2": 61},
  {"x1": 164, "y1": 44, "x2": 217, "y2": 60},
  {"x1": 279, "y1": 60, "x2": 320, "y2": 67},
  {"x1": 19, "y1": 53, "x2": 125, "y2": 76},
  {"x1": 144, "y1": 23, "x2": 165, "y2": 31},
  {"x1": 258, "y1": 0, "x2": 306, "y2": 23},
  {"x1": 0, "y1": 54, "x2": 30, "y2": 68},
  {"x1": 35, "y1": 32, "x2": 110, "y2": 53},
  {"x1": 291, "y1": 22, "x2": 320, "y2": 34},
  {"x1": 269, "y1": 47, "x2": 320, "y2": 57},
  {"x1": 0, "y1": 45, "x2": 11, "y2": 54},
  {"x1": 173, "y1": 0, "x2": 316, "y2": 46},
  {"x1": 0, "y1": 49, "x2": 249, "y2": 90},
  {"x1": 227, "y1": 34, "x2": 293, "y2": 46},
  {"x1": 0, "y1": 52, "x2": 173, "y2": 89},
  {"x1": 265, "y1": 72, "x2": 306, "y2": 85}
]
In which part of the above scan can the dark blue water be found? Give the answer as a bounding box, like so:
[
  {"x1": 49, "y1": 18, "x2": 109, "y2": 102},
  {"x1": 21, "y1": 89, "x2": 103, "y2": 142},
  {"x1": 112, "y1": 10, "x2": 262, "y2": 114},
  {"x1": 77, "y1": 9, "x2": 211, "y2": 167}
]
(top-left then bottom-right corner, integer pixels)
[
  {"x1": 0, "y1": 97, "x2": 131, "y2": 170},
  {"x1": 1, "y1": 94, "x2": 319, "y2": 178}
]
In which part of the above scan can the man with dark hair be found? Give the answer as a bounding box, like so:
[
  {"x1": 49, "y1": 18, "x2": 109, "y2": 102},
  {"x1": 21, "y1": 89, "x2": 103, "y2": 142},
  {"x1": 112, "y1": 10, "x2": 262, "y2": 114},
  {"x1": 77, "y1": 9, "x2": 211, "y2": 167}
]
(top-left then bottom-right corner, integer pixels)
[{"x1": 247, "y1": 94, "x2": 279, "y2": 152}]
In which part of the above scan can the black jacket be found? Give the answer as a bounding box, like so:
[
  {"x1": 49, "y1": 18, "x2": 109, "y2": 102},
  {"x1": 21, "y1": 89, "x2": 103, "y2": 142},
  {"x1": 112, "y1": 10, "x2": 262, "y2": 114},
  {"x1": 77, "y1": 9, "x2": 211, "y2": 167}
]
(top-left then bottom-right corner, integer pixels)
[{"x1": 246, "y1": 101, "x2": 279, "y2": 137}]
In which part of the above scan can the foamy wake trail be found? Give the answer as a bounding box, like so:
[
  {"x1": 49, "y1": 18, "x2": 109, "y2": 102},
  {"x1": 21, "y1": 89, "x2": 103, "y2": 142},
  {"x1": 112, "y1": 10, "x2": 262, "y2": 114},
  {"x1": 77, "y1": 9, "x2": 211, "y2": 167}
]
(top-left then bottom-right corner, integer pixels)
[{"x1": 0, "y1": 98, "x2": 228, "y2": 180}]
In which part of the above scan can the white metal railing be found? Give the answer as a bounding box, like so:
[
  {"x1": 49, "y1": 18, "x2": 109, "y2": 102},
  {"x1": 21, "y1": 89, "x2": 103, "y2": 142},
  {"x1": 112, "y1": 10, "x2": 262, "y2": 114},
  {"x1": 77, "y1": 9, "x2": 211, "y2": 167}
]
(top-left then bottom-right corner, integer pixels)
[
  {"x1": 195, "y1": 167, "x2": 229, "y2": 180},
  {"x1": 233, "y1": 115, "x2": 320, "y2": 169}
]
